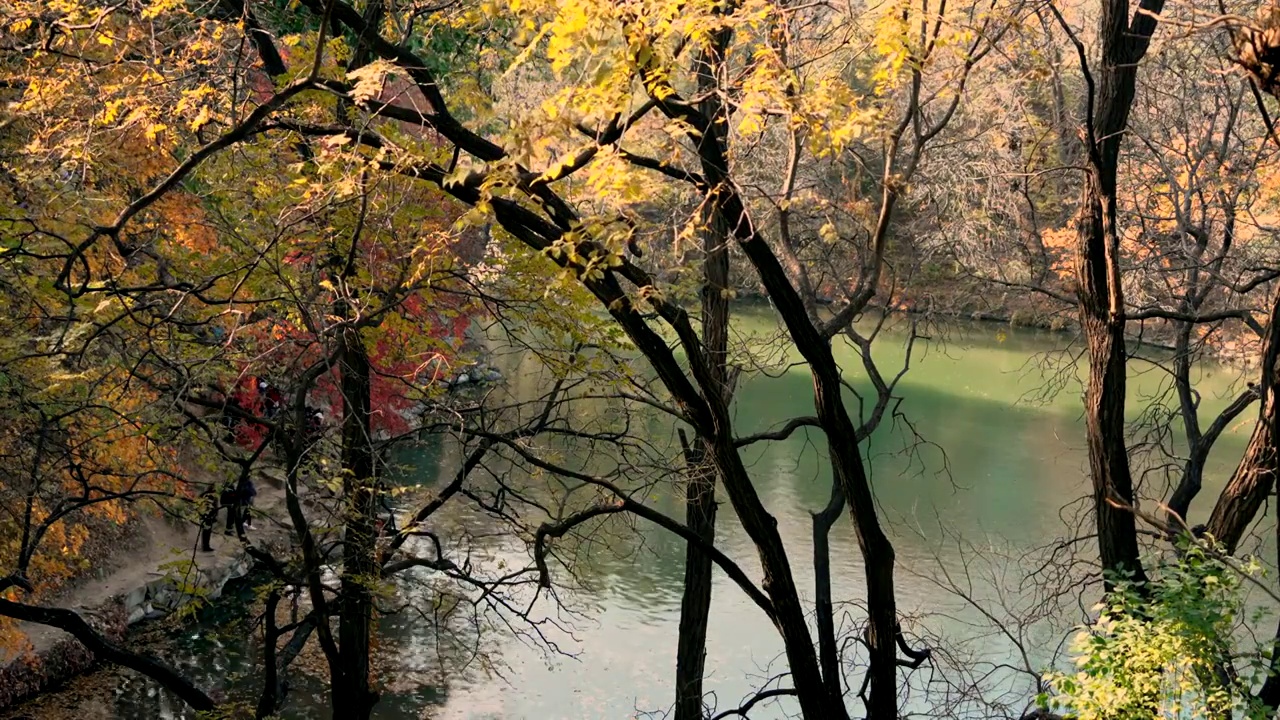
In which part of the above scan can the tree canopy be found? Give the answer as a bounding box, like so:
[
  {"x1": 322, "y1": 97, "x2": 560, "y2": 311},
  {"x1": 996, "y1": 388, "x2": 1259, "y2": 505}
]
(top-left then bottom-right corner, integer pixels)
[{"x1": 6, "y1": 0, "x2": 1280, "y2": 718}]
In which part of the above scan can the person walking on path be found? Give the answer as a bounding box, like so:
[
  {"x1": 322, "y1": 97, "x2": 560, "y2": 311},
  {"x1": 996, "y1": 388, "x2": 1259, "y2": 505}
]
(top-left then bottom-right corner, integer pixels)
[
  {"x1": 198, "y1": 486, "x2": 218, "y2": 552},
  {"x1": 198, "y1": 475, "x2": 255, "y2": 550},
  {"x1": 221, "y1": 481, "x2": 245, "y2": 537},
  {"x1": 238, "y1": 475, "x2": 258, "y2": 530}
]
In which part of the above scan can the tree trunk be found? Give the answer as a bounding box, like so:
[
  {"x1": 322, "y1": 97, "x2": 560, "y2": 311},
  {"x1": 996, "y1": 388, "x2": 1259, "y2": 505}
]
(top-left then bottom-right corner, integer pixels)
[
  {"x1": 1073, "y1": 0, "x2": 1164, "y2": 589},
  {"x1": 817, "y1": 377, "x2": 899, "y2": 720},
  {"x1": 705, "y1": 435, "x2": 834, "y2": 717},
  {"x1": 1205, "y1": 286, "x2": 1280, "y2": 554},
  {"x1": 650, "y1": 21, "x2": 889, "y2": 716},
  {"x1": 812, "y1": 480, "x2": 848, "y2": 714},
  {"x1": 334, "y1": 325, "x2": 379, "y2": 720},
  {"x1": 256, "y1": 590, "x2": 283, "y2": 719},
  {"x1": 1165, "y1": 316, "x2": 1204, "y2": 528},
  {"x1": 698, "y1": 159, "x2": 903, "y2": 717},
  {"x1": 672, "y1": 39, "x2": 733, "y2": 720},
  {"x1": 680, "y1": 113, "x2": 901, "y2": 715},
  {"x1": 330, "y1": 10, "x2": 384, "y2": 715},
  {"x1": 1205, "y1": 414, "x2": 1279, "y2": 554},
  {"x1": 1077, "y1": 293, "x2": 1147, "y2": 587},
  {"x1": 1255, "y1": 459, "x2": 1280, "y2": 710},
  {"x1": 302, "y1": 6, "x2": 837, "y2": 716},
  {"x1": 674, "y1": 433, "x2": 716, "y2": 720}
]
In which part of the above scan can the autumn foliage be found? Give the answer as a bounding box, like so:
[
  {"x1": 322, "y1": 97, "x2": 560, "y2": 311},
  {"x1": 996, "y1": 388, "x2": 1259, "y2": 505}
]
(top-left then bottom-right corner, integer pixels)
[{"x1": 0, "y1": 0, "x2": 480, "y2": 662}]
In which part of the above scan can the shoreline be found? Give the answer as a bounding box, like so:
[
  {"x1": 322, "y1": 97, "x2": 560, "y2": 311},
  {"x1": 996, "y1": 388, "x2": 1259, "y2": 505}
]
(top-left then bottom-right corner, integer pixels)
[{"x1": 0, "y1": 468, "x2": 292, "y2": 711}]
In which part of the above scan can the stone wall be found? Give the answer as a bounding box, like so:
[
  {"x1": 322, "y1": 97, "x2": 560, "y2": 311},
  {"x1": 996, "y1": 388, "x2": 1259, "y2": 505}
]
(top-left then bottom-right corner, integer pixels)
[
  {"x1": 0, "y1": 548, "x2": 255, "y2": 710},
  {"x1": 121, "y1": 553, "x2": 254, "y2": 625}
]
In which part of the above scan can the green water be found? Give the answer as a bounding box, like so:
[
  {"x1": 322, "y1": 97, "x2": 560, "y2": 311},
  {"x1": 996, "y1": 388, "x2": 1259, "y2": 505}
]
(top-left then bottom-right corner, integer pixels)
[
  {"x1": 29, "y1": 309, "x2": 1265, "y2": 719},
  {"x1": 405, "y1": 308, "x2": 1259, "y2": 719}
]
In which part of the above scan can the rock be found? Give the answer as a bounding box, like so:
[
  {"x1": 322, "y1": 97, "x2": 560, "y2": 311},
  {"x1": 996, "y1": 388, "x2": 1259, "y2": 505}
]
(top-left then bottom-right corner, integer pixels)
[
  {"x1": 485, "y1": 369, "x2": 502, "y2": 382},
  {"x1": 456, "y1": 373, "x2": 470, "y2": 385},
  {"x1": 123, "y1": 586, "x2": 146, "y2": 611},
  {"x1": 126, "y1": 606, "x2": 146, "y2": 625},
  {"x1": 320, "y1": 565, "x2": 341, "y2": 590}
]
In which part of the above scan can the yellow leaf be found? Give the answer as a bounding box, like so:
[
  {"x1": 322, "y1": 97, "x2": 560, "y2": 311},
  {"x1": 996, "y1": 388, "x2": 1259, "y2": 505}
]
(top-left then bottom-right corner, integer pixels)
[
  {"x1": 347, "y1": 60, "x2": 395, "y2": 106},
  {"x1": 188, "y1": 106, "x2": 212, "y2": 132}
]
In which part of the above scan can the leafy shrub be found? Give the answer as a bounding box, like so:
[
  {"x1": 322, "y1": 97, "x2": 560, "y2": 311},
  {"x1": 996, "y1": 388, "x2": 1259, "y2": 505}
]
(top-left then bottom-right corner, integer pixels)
[{"x1": 1040, "y1": 542, "x2": 1271, "y2": 720}]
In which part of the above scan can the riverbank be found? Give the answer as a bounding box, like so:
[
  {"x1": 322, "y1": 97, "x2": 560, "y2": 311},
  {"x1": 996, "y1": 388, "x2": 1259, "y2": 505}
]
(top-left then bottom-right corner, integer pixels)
[
  {"x1": 0, "y1": 314, "x2": 1257, "y2": 719},
  {"x1": 749, "y1": 274, "x2": 1262, "y2": 368},
  {"x1": 0, "y1": 570, "x2": 274, "y2": 720},
  {"x1": 0, "y1": 466, "x2": 291, "y2": 711}
]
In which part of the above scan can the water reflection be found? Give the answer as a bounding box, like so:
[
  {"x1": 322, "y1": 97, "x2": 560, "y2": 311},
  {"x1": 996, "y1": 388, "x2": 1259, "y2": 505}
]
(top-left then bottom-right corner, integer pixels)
[
  {"x1": 414, "y1": 313, "x2": 1257, "y2": 719},
  {"x1": 13, "y1": 311, "x2": 1265, "y2": 719}
]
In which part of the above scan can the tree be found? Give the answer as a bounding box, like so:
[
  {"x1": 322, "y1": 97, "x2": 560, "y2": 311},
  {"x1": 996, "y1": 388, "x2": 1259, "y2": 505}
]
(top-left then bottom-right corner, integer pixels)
[
  {"x1": 36, "y1": 0, "x2": 1280, "y2": 717},
  {"x1": 0, "y1": 0, "x2": 1031, "y2": 716},
  {"x1": 271, "y1": 0, "x2": 1018, "y2": 715},
  {"x1": 935, "y1": 2, "x2": 1280, "y2": 714},
  {"x1": 1058, "y1": 0, "x2": 1164, "y2": 590},
  {"x1": 0, "y1": 4, "x2": 510, "y2": 717}
]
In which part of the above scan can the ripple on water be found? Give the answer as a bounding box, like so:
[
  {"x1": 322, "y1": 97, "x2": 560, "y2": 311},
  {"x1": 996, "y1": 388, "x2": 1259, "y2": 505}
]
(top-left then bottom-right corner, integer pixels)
[{"x1": 606, "y1": 579, "x2": 682, "y2": 629}]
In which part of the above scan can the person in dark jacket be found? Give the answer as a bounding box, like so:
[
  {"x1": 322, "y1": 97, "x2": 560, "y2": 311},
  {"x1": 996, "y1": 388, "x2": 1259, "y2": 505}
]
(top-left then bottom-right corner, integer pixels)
[
  {"x1": 239, "y1": 476, "x2": 258, "y2": 530},
  {"x1": 305, "y1": 406, "x2": 324, "y2": 439},
  {"x1": 198, "y1": 487, "x2": 218, "y2": 552},
  {"x1": 220, "y1": 482, "x2": 241, "y2": 536}
]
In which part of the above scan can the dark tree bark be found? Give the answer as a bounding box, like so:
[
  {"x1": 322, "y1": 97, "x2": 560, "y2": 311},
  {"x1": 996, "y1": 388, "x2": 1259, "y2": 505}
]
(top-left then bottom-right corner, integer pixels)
[
  {"x1": 812, "y1": 360, "x2": 898, "y2": 720},
  {"x1": 0, "y1": 598, "x2": 216, "y2": 711},
  {"x1": 812, "y1": 479, "x2": 846, "y2": 711},
  {"x1": 1067, "y1": 0, "x2": 1163, "y2": 589},
  {"x1": 672, "y1": 32, "x2": 732, "y2": 720},
  {"x1": 333, "y1": 323, "x2": 380, "y2": 720},
  {"x1": 674, "y1": 429, "x2": 717, "y2": 720},
  {"x1": 1216, "y1": 45, "x2": 1280, "y2": 711},
  {"x1": 1166, "y1": 315, "x2": 1209, "y2": 528},
  {"x1": 1256, "y1": 461, "x2": 1280, "y2": 711},
  {"x1": 702, "y1": 435, "x2": 835, "y2": 718},
  {"x1": 633, "y1": 69, "x2": 898, "y2": 720},
  {"x1": 210, "y1": 0, "x2": 287, "y2": 76},
  {"x1": 329, "y1": 12, "x2": 384, "y2": 715},
  {"x1": 670, "y1": 96, "x2": 902, "y2": 713},
  {"x1": 1076, "y1": 278, "x2": 1145, "y2": 590},
  {"x1": 1198, "y1": 56, "x2": 1280, "y2": 557},
  {"x1": 282, "y1": 3, "x2": 908, "y2": 716},
  {"x1": 256, "y1": 589, "x2": 284, "y2": 720},
  {"x1": 1205, "y1": 287, "x2": 1280, "y2": 554},
  {"x1": 649, "y1": 70, "x2": 901, "y2": 714},
  {"x1": 1163, "y1": 319, "x2": 1255, "y2": 533},
  {"x1": 1150, "y1": 126, "x2": 1244, "y2": 531}
]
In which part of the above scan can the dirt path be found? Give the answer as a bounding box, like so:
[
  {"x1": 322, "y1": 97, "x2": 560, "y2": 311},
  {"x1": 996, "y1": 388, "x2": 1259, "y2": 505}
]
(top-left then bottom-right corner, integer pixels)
[
  {"x1": 1, "y1": 463, "x2": 290, "y2": 666},
  {"x1": 4, "y1": 515, "x2": 208, "y2": 664}
]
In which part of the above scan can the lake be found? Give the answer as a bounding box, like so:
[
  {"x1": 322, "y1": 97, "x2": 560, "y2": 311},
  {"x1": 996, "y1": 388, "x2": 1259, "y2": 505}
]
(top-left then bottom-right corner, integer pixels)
[{"x1": 9, "y1": 308, "x2": 1266, "y2": 719}]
